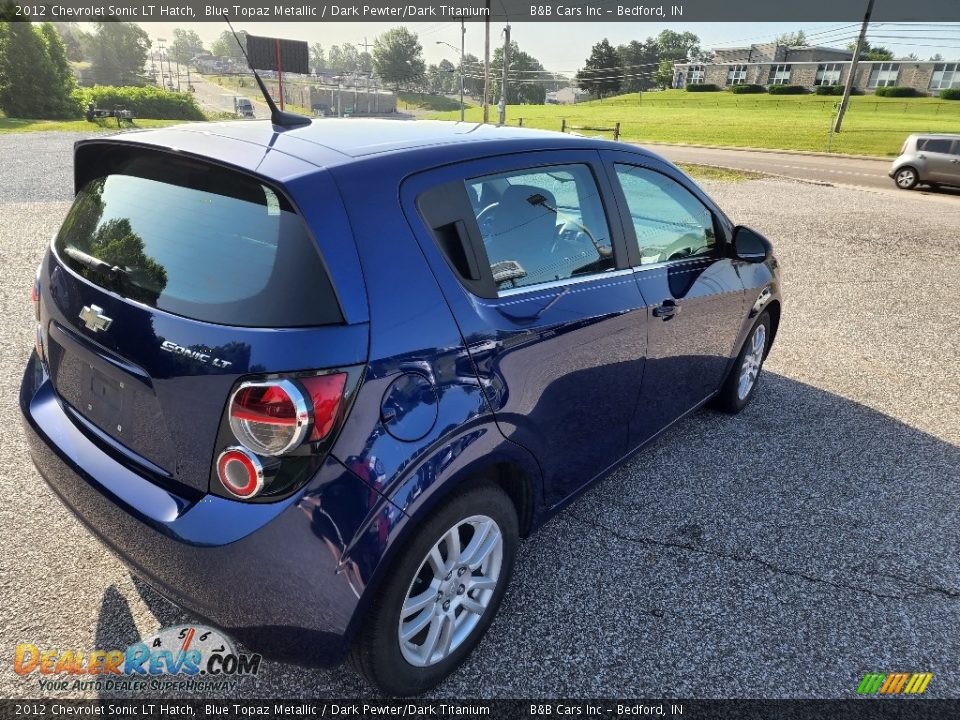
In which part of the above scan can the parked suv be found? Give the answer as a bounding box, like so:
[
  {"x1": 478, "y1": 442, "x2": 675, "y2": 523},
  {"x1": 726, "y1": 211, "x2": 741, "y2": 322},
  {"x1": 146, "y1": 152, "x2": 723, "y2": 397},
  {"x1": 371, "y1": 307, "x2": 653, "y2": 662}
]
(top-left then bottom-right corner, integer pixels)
[
  {"x1": 20, "y1": 120, "x2": 781, "y2": 695},
  {"x1": 890, "y1": 133, "x2": 960, "y2": 190}
]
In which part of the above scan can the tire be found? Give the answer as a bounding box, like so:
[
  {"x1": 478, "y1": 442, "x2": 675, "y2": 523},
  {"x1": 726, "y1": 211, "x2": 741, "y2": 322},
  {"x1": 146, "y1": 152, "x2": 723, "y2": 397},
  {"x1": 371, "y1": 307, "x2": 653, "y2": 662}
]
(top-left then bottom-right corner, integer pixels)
[
  {"x1": 713, "y1": 311, "x2": 771, "y2": 414},
  {"x1": 350, "y1": 483, "x2": 518, "y2": 696},
  {"x1": 894, "y1": 166, "x2": 919, "y2": 190}
]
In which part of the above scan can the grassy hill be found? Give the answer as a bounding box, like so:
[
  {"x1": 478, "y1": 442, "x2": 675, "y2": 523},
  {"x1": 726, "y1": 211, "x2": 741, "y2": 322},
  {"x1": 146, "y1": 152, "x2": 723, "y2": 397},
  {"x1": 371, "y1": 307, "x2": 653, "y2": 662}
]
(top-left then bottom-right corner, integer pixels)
[{"x1": 426, "y1": 90, "x2": 960, "y2": 156}]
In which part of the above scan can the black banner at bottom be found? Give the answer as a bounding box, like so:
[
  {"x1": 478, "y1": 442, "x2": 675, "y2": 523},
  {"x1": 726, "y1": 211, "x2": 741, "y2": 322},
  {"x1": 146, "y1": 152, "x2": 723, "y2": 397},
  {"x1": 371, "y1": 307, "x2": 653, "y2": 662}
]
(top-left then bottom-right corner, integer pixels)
[{"x1": 2, "y1": 700, "x2": 960, "y2": 720}]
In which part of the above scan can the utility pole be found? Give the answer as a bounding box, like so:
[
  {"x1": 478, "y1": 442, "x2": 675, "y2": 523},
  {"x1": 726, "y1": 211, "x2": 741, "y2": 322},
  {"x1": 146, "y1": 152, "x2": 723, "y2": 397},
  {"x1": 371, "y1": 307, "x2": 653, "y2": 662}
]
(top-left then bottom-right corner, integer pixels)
[
  {"x1": 459, "y1": 17, "x2": 466, "y2": 122},
  {"x1": 834, "y1": 0, "x2": 874, "y2": 133},
  {"x1": 498, "y1": 24, "x2": 510, "y2": 125},
  {"x1": 482, "y1": 0, "x2": 490, "y2": 123},
  {"x1": 355, "y1": 38, "x2": 373, "y2": 115}
]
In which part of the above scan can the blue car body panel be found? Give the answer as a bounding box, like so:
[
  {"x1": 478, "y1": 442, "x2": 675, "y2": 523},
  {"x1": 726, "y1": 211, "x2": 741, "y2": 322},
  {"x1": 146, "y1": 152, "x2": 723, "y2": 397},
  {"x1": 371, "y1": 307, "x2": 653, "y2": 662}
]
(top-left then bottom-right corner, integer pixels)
[{"x1": 20, "y1": 119, "x2": 781, "y2": 665}]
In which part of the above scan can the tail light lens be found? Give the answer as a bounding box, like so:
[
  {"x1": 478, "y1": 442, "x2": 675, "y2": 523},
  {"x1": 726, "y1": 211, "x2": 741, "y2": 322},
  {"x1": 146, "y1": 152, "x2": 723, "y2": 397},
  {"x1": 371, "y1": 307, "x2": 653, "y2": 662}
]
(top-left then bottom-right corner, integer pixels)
[
  {"x1": 216, "y1": 447, "x2": 264, "y2": 498},
  {"x1": 33, "y1": 265, "x2": 43, "y2": 360},
  {"x1": 229, "y1": 379, "x2": 310, "y2": 456}
]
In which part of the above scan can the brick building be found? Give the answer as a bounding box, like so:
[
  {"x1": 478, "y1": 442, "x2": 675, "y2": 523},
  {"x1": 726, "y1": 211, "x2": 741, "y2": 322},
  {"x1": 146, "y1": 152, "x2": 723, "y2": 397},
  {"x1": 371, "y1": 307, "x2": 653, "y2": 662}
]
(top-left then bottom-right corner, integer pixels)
[{"x1": 675, "y1": 44, "x2": 960, "y2": 94}]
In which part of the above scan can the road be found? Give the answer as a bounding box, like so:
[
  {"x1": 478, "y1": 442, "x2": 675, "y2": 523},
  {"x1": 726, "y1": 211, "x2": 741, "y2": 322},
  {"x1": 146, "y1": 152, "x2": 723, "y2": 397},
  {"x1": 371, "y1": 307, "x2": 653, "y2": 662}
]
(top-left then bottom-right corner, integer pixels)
[
  {"x1": 189, "y1": 73, "x2": 271, "y2": 119},
  {"x1": 645, "y1": 143, "x2": 960, "y2": 202},
  {"x1": 1, "y1": 133, "x2": 959, "y2": 699}
]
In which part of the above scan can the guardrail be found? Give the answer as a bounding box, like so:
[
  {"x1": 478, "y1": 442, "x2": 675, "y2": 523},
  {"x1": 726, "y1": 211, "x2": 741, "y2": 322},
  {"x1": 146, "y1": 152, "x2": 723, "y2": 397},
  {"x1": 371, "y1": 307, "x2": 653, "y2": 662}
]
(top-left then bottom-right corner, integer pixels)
[{"x1": 560, "y1": 118, "x2": 620, "y2": 141}]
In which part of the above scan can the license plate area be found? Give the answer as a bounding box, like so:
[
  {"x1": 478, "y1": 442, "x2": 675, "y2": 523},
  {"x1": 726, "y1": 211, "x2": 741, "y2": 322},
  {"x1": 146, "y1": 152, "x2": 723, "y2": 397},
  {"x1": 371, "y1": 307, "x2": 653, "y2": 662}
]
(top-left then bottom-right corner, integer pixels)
[{"x1": 85, "y1": 366, "x2": 124, "y2": 430}]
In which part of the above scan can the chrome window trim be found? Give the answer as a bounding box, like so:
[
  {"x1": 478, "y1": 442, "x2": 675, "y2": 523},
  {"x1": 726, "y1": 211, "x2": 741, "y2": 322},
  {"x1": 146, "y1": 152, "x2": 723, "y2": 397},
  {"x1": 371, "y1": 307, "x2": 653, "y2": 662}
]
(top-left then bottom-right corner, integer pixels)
[{"x1": 496, "y1": 267, "x2": 635, "y2": 299}]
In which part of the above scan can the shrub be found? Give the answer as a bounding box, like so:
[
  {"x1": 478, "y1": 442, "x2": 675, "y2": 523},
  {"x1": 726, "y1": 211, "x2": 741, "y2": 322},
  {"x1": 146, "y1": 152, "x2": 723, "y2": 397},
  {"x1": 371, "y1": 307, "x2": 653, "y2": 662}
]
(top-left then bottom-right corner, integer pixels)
[
  {"x1": 71, "y1": 85, "x2": 205, "y2": 121},
  {"x1": 685, "y1": 83, "x2": 720, "y2": 92},
  {"x1": 815, "y1": 85, "x2": 845, "y2": 95},
  {"x1": 728, "y1": 84, "x2": 765, "y2": 94},
  {"x1": 939, "y1": 88, "x2": 960, "y2": 100},
  {"x1": 874, "y1": 86, "x2": 921, "y2": 98},
  {"x1": 767, "y1": 84, "x2": 808, "y2": 95}
]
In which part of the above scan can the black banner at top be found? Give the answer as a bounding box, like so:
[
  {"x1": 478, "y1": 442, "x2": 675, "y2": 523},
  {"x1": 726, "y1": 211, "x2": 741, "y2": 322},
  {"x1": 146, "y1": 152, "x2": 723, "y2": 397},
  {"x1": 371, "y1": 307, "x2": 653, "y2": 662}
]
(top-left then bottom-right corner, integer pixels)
[{"x1": 4, "y1": 0, "x2": 960, "y2": 22}]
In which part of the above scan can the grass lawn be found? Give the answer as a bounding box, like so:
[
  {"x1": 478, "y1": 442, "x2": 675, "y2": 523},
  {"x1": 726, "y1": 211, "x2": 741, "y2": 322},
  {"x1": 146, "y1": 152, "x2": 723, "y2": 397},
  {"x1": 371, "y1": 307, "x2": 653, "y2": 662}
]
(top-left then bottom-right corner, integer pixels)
[
  {"x1": 397, "y1": 91, "x2": 476, "y2": 113},
  {"x1": 677, "y1": 163, "x2": 766, "y2": 182},
  {"x1": 0, "y1": 116, "x2": 188, "y2": 134},
  {"x1": 426, "y1": 90, "x2": 960, "y2": 156}
]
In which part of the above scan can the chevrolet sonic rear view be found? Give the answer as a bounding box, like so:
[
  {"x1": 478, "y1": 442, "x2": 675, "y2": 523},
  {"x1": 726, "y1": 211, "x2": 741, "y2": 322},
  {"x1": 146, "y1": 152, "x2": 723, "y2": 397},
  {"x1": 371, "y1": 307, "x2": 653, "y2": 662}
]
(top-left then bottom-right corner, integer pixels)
[{"x1": 20, "y1": 119, "x2": 781, "y2": 695}]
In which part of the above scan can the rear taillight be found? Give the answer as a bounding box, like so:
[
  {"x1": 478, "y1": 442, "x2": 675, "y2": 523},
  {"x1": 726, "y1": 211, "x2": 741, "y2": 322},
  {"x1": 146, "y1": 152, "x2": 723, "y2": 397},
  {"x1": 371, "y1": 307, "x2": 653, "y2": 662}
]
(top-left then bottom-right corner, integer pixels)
[
  {"x1": 229, "y1": 379, "x2": 310, "y2": 456},
  {"x1": 219, "y1": 370, "x2": 352, "y2": 500},
  {"x1": 216, "y1": 447, "x2": 264, "y2": 498},
  {"x1": 32, "y1": 265, "x2": 43, "y2": 360}
]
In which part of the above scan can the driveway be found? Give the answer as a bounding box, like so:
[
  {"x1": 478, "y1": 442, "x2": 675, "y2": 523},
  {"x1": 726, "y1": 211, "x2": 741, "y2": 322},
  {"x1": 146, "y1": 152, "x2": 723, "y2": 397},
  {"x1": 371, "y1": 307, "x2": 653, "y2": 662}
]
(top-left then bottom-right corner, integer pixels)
[{"x1": 1, "y1": 132, "x2": 958, "y2": 699}]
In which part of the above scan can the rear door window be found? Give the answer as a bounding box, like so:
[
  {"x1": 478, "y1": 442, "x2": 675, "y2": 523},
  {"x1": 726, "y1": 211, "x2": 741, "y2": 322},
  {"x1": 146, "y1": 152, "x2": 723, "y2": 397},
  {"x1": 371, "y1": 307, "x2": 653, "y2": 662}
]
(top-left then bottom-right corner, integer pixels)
[
  {"x1": 55, "y1": 154, "x2": 341, "y2": 328},
  {"x1": 918, "y1": 138, "x2": 952, "y2": 153}
]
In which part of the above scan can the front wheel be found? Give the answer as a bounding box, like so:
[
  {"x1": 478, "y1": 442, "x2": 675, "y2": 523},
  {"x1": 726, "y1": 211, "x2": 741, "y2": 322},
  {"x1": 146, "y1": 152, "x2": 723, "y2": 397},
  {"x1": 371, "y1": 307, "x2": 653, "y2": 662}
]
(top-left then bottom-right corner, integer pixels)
[
  {"x1": 894, "y1": 166, "x2": 919, "y2": 190},
  {"x1": 713, "y1": 312, "x2": 771, "y2": 414},
  {"x1": 350, "y1": 483, "x2": 518, "y2": 696}
]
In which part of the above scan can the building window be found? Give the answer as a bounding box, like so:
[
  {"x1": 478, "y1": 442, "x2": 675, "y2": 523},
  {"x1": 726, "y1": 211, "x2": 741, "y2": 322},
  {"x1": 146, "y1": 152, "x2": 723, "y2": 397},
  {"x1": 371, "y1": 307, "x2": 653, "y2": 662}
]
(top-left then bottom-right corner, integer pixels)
[
  {"x1": 815, "y1": 63, "x2": 843, "y2": 86},
  {"x1": 868, "y1": 63, "x2": 900, "y2": 88},
  {"x1": 768, "y1": 64, "x2": 792, "y2": 85},
  {"x1": 930, "y1": 63, "x2": 960, "y2": 90},
  {"x1": 687, "y1": 65, "x2": 705, "y2": 84},
  {"x1": 726, "y1": 65, "x2": 747, "y2": 85}
]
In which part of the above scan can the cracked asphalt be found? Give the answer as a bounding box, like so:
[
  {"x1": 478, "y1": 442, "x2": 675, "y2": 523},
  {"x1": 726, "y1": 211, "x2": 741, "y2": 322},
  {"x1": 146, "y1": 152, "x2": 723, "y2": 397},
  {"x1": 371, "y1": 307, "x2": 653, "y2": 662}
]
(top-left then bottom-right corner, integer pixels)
[{"x1": 1, "y1": 131, "x2": 958, "y2": 699}]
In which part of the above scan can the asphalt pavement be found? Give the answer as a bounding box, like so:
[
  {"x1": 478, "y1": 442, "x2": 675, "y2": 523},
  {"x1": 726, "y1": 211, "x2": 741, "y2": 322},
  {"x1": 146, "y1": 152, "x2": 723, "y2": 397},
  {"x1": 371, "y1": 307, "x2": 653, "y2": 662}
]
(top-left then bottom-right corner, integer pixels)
[
  {"x1": 1, "y1": 131, "x2": 958, "y2": 700},
  {"x1": 645, "y1": 142, "x2": 960, "y2": 203}
]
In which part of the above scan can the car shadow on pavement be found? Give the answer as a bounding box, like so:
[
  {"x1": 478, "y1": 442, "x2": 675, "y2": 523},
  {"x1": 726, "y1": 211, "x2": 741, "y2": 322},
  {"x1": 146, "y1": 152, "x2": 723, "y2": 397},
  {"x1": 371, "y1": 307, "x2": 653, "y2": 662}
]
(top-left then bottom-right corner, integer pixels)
[{"x1": 89, "y1": 371, "x2": 960, "y2": 698}]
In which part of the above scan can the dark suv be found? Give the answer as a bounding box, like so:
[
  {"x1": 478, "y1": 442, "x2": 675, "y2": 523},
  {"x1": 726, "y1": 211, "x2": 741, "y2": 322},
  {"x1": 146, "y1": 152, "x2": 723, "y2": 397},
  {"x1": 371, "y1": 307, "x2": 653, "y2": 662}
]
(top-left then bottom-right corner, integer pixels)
[{"x1": 20, "y1": 120, "x2": 781, "y2": 695}]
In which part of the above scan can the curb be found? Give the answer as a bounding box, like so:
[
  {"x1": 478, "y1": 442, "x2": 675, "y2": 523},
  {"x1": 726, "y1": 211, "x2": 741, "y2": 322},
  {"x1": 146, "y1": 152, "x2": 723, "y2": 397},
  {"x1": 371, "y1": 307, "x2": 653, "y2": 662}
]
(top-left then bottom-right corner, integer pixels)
[{"x1": 633, "y1": 140, "x2": 892, "y2": 162}]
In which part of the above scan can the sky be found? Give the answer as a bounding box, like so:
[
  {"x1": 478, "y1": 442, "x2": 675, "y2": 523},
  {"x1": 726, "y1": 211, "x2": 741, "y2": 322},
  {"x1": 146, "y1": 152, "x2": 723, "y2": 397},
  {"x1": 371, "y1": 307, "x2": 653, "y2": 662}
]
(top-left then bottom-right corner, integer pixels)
[{"x1": 134, "y1": 21, "x2": 960, "y2": 72}]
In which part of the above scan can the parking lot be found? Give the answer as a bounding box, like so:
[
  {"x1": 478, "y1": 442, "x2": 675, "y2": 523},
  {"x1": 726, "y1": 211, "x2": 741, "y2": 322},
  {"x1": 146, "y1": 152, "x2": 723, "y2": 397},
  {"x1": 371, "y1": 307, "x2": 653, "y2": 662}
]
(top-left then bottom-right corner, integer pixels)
[{"x1": 1, "y1": 131, "x2": 958, "y2": 699}]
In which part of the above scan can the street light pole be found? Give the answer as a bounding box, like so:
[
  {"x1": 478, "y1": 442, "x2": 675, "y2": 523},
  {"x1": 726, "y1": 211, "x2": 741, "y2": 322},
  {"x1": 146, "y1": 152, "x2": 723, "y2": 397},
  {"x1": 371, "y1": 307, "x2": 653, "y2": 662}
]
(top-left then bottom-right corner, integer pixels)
[{"x1": 436, "y1": 38, "x2": 465, "y2": 122}]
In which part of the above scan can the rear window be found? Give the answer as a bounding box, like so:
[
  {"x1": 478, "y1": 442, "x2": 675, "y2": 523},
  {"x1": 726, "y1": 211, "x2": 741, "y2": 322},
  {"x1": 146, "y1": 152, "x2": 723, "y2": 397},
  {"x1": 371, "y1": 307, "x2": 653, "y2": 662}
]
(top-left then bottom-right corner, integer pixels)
[
  {"x1": 55, "y1": 154, "x2": 341, "y2": 328},
  {"x1": 917, "y1": 138, "x2": 953, "y2": 154}
]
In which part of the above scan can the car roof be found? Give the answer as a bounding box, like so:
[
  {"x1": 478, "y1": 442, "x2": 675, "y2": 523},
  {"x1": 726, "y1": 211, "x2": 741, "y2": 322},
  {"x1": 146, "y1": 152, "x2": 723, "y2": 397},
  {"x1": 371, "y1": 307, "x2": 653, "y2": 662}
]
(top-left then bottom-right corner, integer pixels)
[
  {"x1": 910, "y1": 132, "x2": 960, "y2": 139},
  {"x1": 87, "y1": 119, "x2": 645, "y2": 181}
]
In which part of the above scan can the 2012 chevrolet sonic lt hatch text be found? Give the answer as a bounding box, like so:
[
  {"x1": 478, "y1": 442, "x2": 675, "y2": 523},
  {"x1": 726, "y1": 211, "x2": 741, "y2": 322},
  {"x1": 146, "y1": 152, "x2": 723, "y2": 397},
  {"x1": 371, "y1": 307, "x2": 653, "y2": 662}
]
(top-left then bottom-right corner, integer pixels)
[{"x1": 20, "y1": 119, "x2": 782, "y2": 695}]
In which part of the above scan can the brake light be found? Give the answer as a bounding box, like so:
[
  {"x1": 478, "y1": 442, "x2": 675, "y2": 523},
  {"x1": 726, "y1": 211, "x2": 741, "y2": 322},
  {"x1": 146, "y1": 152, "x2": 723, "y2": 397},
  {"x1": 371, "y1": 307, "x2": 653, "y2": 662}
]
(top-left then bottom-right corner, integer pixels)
[
  {"x1": 216, "y1": 447, "x2": 264, "y2": 498},
  {"x1": 301, "y1": 373, "x2": 348, "y2": 441},
  {"x1": 229, "y1": 379, "x2": 310, "y2": 456},
  {"x1": 31, "y1": 265, "x2": 40, "y2": 321}
]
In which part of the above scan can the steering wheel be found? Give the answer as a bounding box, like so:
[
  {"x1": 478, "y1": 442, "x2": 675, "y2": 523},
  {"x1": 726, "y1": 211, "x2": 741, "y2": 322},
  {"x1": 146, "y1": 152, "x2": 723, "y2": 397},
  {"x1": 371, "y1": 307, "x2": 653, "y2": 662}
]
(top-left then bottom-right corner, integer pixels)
[{"x1": 475, "y1": 202, "x2": 499, "y2": 241}]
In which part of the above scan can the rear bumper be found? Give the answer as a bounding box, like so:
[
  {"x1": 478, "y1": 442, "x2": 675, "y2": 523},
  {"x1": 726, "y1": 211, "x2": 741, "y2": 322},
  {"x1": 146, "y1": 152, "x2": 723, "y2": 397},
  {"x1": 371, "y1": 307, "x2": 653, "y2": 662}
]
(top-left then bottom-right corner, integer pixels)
[{"x1": 19, "y1": 353, "x2": 400, "y2": 666}]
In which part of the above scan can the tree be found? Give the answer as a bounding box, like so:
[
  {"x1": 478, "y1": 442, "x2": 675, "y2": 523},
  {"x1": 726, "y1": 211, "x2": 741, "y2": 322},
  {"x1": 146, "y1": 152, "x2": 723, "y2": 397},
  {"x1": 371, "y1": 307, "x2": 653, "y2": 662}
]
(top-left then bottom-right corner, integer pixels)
[
  {"x1": 309, "y1": 42, "x2": 325, "y2": 73},
  {"x1": 899, "y1": 52, "x2": 919, "y2": 61},
  {"x1": 327, "y1": 44, "x2": 362, "y2": 74},
  {"x1": 849, "y1": 40, "x2": 893, "y2": 61},
  {"x1": 211, "y1": 30, "x2": 247, "y2": 59},
  {"x1": 89, "y1": 21, "x2": 151, "y2": 86},
  {"x1": 52, "y1": 22, "x2": 91, "y2": 62},
  {"x1": 461, "y1": 53, "x2": 483, "y2": 96},
  {"x1": 491, "y1": 41, "x2": 547, "y2": 105},
  {"x1": 0, "y1": 20, "x2": 77, "y2": 118},
  {"x1": 775, "y1": 30, "x2": 808, "y2": 47},
  {"x1": 372, "y1": 27, "x2": 425, "y2": 90},
  {"x1": 617, "y1": 39, "x2": 658, "y2": 92},
  {"x1": 577, "y1": 38, "x2": 621, "y2": 98},
  {"x1": 929, "y1": 53, "x2": 944, "y2": 61},
  {"x1": 654, "y1": 30, "x2": 702, "y2": 62},
  {"x1": 169, "y1": 29, "x2": 204, "y2": 64},
  {"x1": 652, "y1": 59, "x2": 676, "y2": 89},
  {"x1": 426, "y1": 58, "x2": 456, "y2": 94}
]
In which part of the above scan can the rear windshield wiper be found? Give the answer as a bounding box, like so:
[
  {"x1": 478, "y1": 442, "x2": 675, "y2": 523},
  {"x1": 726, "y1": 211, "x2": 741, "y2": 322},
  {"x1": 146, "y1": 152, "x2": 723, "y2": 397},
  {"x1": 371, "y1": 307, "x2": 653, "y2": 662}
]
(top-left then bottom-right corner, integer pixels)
[{"x1": 63, "y1": 246, "x2": 133, "y2": 288}]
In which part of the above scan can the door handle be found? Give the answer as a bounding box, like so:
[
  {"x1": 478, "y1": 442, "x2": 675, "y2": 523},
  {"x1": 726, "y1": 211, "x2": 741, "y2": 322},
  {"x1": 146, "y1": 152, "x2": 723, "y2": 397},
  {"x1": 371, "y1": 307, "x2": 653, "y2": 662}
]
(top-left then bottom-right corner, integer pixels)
[{"x1": 652, "y1": 300, "x2": 680, "y2": 319}]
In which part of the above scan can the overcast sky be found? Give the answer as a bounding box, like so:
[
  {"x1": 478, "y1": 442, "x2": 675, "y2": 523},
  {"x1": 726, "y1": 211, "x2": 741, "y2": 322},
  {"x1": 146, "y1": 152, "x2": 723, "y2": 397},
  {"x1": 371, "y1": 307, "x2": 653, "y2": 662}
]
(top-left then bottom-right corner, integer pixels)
[{"x1": 135, "y1": 21, "x2": 960, "y2": 71}]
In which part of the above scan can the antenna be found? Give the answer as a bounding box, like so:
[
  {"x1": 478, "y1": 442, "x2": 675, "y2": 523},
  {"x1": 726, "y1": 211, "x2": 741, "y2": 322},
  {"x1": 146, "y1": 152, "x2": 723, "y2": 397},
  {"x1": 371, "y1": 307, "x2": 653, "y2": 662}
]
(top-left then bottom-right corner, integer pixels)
[{"x1": 225, "y1": 17, "x2": 311, "y2": 128}]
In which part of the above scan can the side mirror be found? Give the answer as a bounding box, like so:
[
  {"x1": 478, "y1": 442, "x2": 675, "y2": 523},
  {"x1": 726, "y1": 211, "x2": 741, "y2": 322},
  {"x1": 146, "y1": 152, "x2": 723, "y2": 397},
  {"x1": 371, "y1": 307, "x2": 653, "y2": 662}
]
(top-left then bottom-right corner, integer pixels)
[{"x1": 732, "y1": 226, "x2": 772, "y2": 263}]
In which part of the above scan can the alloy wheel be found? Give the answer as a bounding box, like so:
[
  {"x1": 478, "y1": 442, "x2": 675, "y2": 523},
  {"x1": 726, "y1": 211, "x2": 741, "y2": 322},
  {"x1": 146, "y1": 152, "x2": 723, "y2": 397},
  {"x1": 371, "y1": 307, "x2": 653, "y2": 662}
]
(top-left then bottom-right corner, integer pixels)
[
  {"x1": 737, "y1": 324, "x2": 766, "y2": 401},
  {"x1": 896, "y1": 169, "x2": 917, "y2": 188},
  {"x1": 397, "y1": 515, "x2": 504, "y2": 667}
]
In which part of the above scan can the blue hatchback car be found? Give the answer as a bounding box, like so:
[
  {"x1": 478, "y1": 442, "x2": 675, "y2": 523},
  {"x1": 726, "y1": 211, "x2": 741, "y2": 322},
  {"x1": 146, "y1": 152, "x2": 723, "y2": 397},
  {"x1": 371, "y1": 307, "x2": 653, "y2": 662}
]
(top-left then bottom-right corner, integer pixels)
[{"x1": 21, "y1": 120, "x2": 781, "y2": 695}]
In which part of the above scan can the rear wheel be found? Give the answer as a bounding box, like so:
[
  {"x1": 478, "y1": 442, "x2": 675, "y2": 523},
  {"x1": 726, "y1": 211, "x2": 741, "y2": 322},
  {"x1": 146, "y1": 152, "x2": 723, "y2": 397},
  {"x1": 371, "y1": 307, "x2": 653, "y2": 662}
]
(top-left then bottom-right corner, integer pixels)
[
  {"x1": 894, "y1": 166, "x2": 919, "y2": 190},
  {"x1": 350, "y1": 483, "x2": 518, "y2": 696}
]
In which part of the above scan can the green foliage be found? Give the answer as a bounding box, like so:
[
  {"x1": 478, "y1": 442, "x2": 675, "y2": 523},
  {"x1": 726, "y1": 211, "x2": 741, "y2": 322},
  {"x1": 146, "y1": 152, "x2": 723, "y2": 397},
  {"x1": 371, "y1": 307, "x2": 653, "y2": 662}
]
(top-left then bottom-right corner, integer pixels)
[
  {"x1": 815, "y1": 85, "x2": 845, "y2": 95},
  {"x1": 767, "y1": 84, "x2": 808, "y2": 95},
  {"x1": 88, "y1": 21, "x2": 150, "y2": 86},
  {"x1": 0, "y1": 19, "x2": 79, "y2": 118},
  {"x1": 775, "y1": 30, "x2": 807, "y2": 47},
  {"x1": 849, "y1": 41, "x2": 894, "y2": 61},
  {"x1": 72, "y1": 85, "x2": 204, "y2": 120},
  {"x1": 309, "y1": 42, "x2": 325, "y2": 73},
  {"x1": 685, "y1": 83, "x2": 720, "y2": 92},
  {"x1": 169, "y1": 29, "x2": 204, "y2": 65},
  {"x1": 211, "y1": 30, "x2": 246, "y2": 60},
  {"x1": 652, "y1": 59, "x2": 675, "y2": 90},
  {"x1": 874, "y1": 86, "x2": 921, "y2": 98},
  {"x1": 372, "y1": 27, "x2": 425, "y2": 90},
  {"x1": 492, "y1": 41, "x2": 547, "y2": 105},
  {"x1": 940, "y1": 88, "x2": 960, "y2": 100},
  {"x1": 729, "y1": 84, "x2": 766, "y2": 94},
  {"x1": 577, "y1": 39, "x2": 621, "y2": 98},
  {"x1": 397, "y1": 91, "x2": 464, "y2": 112}
]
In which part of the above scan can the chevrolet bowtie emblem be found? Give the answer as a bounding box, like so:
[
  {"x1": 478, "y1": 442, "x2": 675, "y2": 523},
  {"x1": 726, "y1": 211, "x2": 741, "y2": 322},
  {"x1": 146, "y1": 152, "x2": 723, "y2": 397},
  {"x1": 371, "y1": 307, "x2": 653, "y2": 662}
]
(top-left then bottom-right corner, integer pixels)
[{"x1": 79, "y1": 304, "x2": 113, "y2": 333}]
